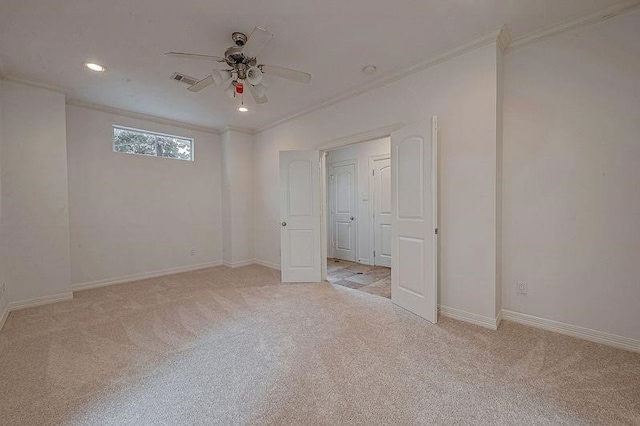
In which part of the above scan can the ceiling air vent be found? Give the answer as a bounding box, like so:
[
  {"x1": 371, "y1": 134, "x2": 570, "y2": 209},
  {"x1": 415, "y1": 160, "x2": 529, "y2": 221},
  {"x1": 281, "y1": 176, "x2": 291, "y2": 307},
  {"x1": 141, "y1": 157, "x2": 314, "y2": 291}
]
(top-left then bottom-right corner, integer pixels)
[{"x1": 170, "y1": 72, "x2": 199, "y2": 86}]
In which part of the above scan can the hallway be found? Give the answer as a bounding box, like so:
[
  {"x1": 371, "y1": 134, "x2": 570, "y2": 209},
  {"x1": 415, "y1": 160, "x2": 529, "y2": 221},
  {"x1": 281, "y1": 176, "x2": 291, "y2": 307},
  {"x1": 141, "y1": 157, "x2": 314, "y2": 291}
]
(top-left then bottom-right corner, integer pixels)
[{"x1": 326, "y1": 259, "x2": 391, "y2": 299}]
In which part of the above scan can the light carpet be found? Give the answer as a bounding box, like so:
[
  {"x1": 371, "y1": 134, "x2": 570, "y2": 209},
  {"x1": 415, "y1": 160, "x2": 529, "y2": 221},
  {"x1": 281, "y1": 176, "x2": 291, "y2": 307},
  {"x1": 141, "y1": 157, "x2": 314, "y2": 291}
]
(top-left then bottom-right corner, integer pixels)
[{"x1": 0, "y1": 265, "x2": 638, "y2": 425}]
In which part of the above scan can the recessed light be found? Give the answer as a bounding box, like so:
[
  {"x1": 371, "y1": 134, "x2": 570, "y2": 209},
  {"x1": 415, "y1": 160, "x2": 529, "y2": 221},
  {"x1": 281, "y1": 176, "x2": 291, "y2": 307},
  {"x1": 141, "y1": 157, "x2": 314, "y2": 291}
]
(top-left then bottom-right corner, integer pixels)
[
  {"x1": 85, "y1": 62, "x2": 105, "y2": 72},
  {"x1": 362, "y1": 65, "x2": 377, "y2": 75},
  {"x1": 237, "y1": 105, "x2": 248, "y2": 113}
]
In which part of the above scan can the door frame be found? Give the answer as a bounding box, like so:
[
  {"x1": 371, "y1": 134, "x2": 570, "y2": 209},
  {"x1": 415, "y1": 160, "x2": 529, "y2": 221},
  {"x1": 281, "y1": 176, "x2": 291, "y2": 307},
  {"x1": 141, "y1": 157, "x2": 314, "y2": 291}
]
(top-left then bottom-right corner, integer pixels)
[
  {"x1": 319, "y1": 127, "x2": 399, "y2": 282},
  {"x1": 327, "y1": 159, "x2": 358, "y2": 262},
  {"x1": 369, "y1": 154, "x2": 391, "y2": 266},
  {"x1": 318, "y1": 122, "x2": 437, "y2": 293}
]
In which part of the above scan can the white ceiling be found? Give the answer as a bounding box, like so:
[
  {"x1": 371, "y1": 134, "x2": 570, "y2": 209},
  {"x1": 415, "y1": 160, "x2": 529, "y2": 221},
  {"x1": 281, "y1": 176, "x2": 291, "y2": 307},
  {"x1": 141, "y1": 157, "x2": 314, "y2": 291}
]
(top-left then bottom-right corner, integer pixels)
[{"x1": 0, "y1": 0, "x2": 626, "y2": 131}]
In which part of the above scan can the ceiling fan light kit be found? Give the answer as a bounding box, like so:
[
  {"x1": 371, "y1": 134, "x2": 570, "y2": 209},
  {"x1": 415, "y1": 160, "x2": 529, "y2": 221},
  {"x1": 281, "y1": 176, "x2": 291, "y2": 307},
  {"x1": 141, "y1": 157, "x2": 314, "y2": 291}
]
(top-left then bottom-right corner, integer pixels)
[
  {"x1": 166, "y1": 27, "x2": 311, "y2": 111},
  {"x1": 85, "y1": 62, "x2": 105, "y2": 72}
]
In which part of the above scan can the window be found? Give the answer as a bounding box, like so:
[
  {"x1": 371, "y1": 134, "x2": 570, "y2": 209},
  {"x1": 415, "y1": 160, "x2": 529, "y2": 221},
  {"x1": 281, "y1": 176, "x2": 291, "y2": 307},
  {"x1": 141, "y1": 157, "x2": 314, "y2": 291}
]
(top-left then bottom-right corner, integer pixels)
[{"x1": 112, "y1": 125, "x2": 193, "y2": 161}]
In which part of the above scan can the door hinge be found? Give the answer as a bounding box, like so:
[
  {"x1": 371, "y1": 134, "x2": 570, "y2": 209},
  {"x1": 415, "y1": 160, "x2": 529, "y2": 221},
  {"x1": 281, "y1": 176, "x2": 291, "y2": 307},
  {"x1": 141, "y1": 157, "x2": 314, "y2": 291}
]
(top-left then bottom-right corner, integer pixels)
[
  {"x1": 435, "y1": 228, "x2": 438, "y2": 235},
  {"x1": 374, "y1": 250, "x2": 376, "y2": 257},
  {"x1": 372, "y1": 169, "x2": 375, "y2": 176}
]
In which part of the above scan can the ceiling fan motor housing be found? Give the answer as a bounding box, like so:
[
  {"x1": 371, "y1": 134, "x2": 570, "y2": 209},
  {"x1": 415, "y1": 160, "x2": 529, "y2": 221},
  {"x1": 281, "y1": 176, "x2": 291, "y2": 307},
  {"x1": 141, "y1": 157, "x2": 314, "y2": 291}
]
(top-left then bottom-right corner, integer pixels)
[{"x1": 231, "y1": 32, "x2": 247, "y2": 46}]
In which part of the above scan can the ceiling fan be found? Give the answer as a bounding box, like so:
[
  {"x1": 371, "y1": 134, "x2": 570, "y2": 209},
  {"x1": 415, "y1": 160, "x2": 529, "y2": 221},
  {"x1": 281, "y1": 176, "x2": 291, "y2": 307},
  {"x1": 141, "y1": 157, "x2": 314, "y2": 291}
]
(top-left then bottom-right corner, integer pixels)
[{"x1": 166, "y1": 27, "x2": 311, "y2": 107}]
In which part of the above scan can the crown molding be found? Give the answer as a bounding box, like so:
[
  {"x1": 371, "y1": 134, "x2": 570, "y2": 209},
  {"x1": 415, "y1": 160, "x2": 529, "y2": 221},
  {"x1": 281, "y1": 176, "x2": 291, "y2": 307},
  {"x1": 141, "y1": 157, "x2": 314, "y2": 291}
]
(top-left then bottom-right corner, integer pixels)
[
  {"x1": 257, "y1": 0, "x2": 640, "y2": 133},
  {"x1": 318, "y1": 123, "x2": 402, "y2": 151},
  {"x1": 2, "y1": 72, "x2": 222, "y2": 135},
  {"x1": 221, "y1": 125, "x2": 256, "y2": 135},
  {"x1": 510, "y1": 0, "x2": 640, "y2": 50},
  {"x1": 0, "y1": 73, "x2": 67, "y2": 94},
  {"x1": 66, "y1": 99, "x2": 221, "y2": 135},
  {"x1": 497, "y1": 25, "x2": 512, "y2": 53},
  {"x1": 257, "y1": 26, "x2": 509, "y2": 134}
]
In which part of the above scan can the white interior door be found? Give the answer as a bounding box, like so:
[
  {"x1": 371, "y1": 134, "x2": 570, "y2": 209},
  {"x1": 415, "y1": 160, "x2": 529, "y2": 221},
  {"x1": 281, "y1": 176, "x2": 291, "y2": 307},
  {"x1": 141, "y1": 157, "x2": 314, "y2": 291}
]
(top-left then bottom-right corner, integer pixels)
[
  {"x1": 373, "y1": 157, "x2": 392, "y2": 267},
  {"x1": 329, "y1": 162, "x2": 357, "y2": 262},
  {"x1": 280, "y1": 150, "x2": 322, "y2": 282},
  {"x1": 391, "y1": 117, "x2": 438, "y2": 323}
]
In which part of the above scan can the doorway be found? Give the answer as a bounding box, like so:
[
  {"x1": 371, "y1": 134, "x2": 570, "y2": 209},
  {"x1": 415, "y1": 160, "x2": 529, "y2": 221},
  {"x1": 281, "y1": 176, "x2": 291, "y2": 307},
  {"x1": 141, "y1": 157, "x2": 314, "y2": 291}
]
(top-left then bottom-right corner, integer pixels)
[
  {"x1": 328, "y1": 160, "x2": 357, "y2": 262},
  {"x1": 279, "y1": 118, "x2": 439, "y2": 323},
  {"x1": 371, "y1": 155, "x2": 391, "y2": 268},
  {"x1": 325, "y1": 138, "x2": 392, "y2": 298}
]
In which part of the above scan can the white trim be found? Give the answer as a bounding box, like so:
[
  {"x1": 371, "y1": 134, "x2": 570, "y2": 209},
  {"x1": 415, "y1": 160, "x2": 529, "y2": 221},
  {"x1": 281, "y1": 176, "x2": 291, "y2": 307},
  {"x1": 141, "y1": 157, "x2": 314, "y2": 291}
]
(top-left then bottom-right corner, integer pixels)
[
  {"x1": 439, "y1": 305, "x2": 501, "y2": 330},
  {"x1": 0, "y1": 73, "x2": 67, "y2": 94},
  {"x1": 502, "y1": 310, "x2": 640, "y2": 353},
  {"x1": 0, "y1": 301, "x2": 10, "y2": 332},
  {"x1": 0, "y1": 292, "x2": 74, "y2": 332},
  {"x1": 258, "y1": 27, "x2": 510, "y2": 134},
  {"x1": 9, "y1": 292, "x2": 74, "y2": 311},
  {"x1": 71, "y1": 261, "x2": 223, "y2": 291},
  {"x1": 319, "y1": 124, "x2": 403, "y2": 152},
  {"x1": 66, "y1": 99, "x2": 221, "y2": 135},
  {"x1": 431, "y1": 116, "x2": 439, "y2": 321},
  {"x1": 495, "y1": 309, "x2": 503, "y2": 328},
  {"x1": 510, "y1": 0, "x2": 640, "y2": 50},
  {"x1": 320, "y1": 152, "x2": 328, "y2": 280},
  {"x1": 222, "y1": 259, "x2": 255, "y2": 268},
  {"x1": 497, "y1": 26, "x2": 512, "y2": 53},
  {"x1": 253, "y1": 258, "x2": 282, "y2": 271},
  {"x1": 221, "y1": 125, "x2": 256, "y2": 135}
]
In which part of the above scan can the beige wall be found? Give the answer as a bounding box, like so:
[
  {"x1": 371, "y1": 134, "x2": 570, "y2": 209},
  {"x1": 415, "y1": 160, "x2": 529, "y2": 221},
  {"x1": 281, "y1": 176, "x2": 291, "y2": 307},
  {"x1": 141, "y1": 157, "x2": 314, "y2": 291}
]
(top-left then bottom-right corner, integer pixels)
[
  {"x1": 502, "y1": 8, "x2": 640, "y2": 340},
  {"x1": 254, "y1": 42, "x2": 502, "y2": 323},
  {"x1": 66, "y1": 105, "x2": 222, "y2": 287},
  {"x1": 0, "y1": 81, "x2": 72, "y2": 303}
]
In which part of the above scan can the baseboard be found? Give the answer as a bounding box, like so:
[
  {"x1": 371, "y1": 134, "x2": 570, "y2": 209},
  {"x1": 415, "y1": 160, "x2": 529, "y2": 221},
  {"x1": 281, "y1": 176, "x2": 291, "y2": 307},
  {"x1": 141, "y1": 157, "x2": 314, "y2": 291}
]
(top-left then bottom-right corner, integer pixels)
[
  {"x1": 222, "y1": 259, "x2": 255, "y2": 268},
  {"x1": 438, "y1": 305, "x2": 501, "y2": 330},
  {"x1": 71, "y1": 261, "x2": 223, "y2": 291},
  {"x1": 253, "y1": 258, "x2": 281, "y2": 271},
  {"x1": 0, "y1": 299, "x2": 10, "y2": 332},
  {"x1": 502, "y1": 310, "x2": 640, "y2": 353},
  {"x1": 0, "y1": 292, "x2": 74, "y2": 332},
  {"x1": 9, "y1": 292, "x2": 74, "y2": 311}
]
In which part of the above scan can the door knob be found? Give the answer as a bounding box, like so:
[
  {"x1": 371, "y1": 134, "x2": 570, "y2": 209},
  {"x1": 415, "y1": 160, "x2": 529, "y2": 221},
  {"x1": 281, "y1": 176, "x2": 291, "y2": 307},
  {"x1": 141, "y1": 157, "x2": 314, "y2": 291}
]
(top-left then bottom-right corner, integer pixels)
[
  {"x1": 281, "y1": 222, "x2": 287, "y2": 227},
  {"x1": 350, "y1": 217, "x2": 355, "y2": 221}
]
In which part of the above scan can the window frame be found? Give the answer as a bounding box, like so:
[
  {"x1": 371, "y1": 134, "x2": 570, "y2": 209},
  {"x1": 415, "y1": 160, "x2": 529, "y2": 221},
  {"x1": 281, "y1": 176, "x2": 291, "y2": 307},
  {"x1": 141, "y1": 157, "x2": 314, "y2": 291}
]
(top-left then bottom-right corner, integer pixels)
[{"x1": 112, "y1": 124, "x2": 195, "y2": 161}]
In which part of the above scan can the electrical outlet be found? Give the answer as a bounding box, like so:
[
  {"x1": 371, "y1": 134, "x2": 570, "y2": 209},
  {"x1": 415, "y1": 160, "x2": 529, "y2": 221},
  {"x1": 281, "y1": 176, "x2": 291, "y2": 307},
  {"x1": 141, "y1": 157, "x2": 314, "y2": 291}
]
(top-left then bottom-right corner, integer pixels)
[
  {"x1": 190, "y1": 249, "x2": 196, "y2": 257},
  {"x1": 517, "y1": 280, "x2": 527, "y2": 295}
]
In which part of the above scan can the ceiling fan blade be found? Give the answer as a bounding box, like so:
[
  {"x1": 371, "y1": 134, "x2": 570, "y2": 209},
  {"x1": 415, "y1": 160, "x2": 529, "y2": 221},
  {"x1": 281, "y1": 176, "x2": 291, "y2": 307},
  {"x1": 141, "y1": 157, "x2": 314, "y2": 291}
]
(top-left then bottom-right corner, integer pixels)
[
  {"x1": 165, "y1": 52, "x2": 226, "y2": 62},
  {"x1": 242, "y1": 27, "x2": 273, "y2": 58},
  {"x1": 248, "y1": 83, "x2": 268, "y2": 104},
  {"x1": 187, "y1": 75, "x2": 215, "y2": 92},
  {"x1": 260, "y1": 64, "x2": 311, "y2": 84}
]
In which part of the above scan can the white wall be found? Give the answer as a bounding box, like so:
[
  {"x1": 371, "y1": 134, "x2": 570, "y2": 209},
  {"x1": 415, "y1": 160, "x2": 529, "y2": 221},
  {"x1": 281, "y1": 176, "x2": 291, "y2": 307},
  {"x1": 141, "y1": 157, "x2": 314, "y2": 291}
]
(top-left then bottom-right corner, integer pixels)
[
  {"x1": 326, "y1": 137, "x2": 390, "y2": 264},
  {"x1": 221, "y1": 129, "x2": 254, "y2": 265},
  {"x1": 254, "y1": 41, "x2": 502, "y2": 322},
  {"x1": 66, "y1": 105, "x2": 222, "y2": 287},
  {"x1": 0, "y1": 81, "x2": 72, "y2": 303},
  {"x1": 502, "y1": 9, "x2": 640, "y2": 340}
]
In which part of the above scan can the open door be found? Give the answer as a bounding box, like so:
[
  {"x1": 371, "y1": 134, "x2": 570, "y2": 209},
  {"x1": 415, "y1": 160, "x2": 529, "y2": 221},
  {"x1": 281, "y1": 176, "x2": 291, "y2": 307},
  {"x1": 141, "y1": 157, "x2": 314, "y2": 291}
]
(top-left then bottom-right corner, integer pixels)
[
  {"x1": 329, "y1": 161, "x2": 357, "y2": 262},
  {"x1": 391, "y1": 117, "x2": 438, "y2": 323},
  {"x1": 280, "y1": 150, "x2": 322, "y2": 282},
  {"x1": 372, "y1": 157, "x2": 392, "y2": 267}
]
